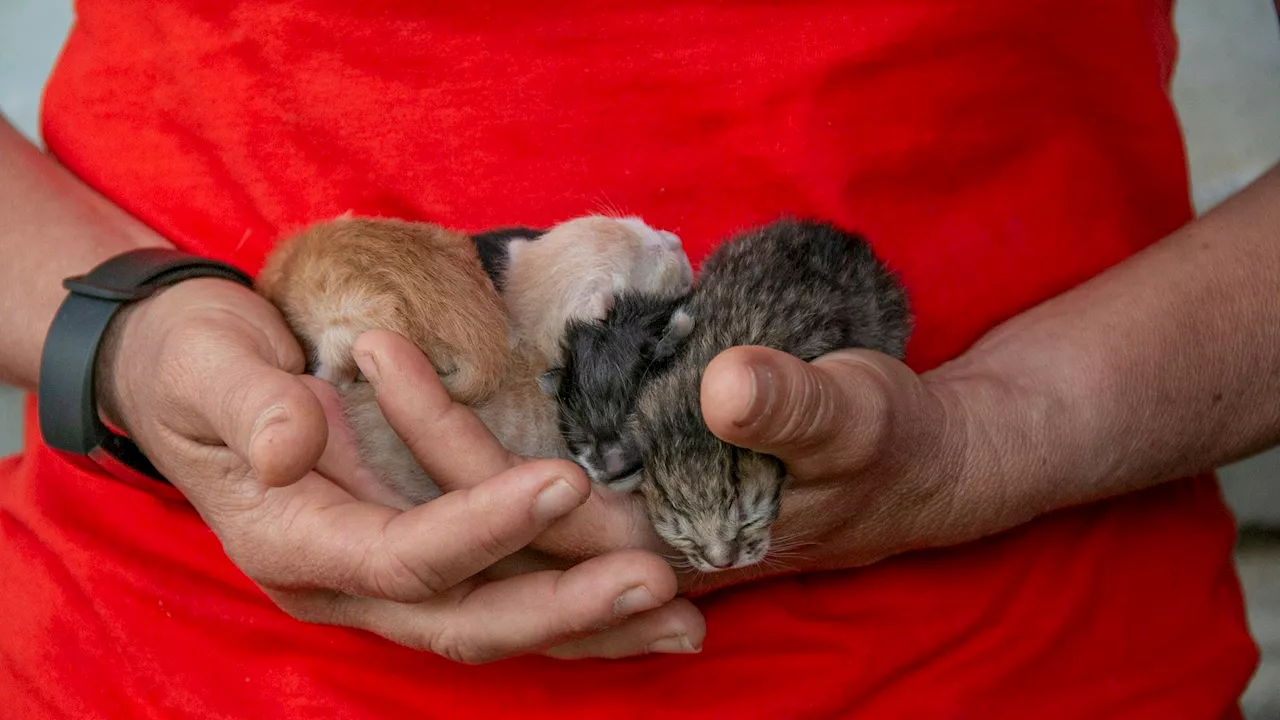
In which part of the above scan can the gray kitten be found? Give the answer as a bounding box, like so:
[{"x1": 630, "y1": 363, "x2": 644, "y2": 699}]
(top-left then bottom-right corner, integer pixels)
[
  {"x1": 633, "y1": 219, "x2": 911, "y2": 572},
  {"x1": 541, "y1": 290, "x2": 693, "y2": 491}
]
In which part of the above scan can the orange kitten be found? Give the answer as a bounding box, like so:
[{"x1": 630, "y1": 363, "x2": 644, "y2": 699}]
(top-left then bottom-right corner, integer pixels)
[{"x1": 257, "y1": 217, "x2": 508, "y2": 404}]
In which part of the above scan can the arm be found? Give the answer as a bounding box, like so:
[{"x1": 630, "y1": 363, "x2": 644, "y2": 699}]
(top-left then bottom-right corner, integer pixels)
[
  {"x1": 0, "y1": 111, "x2": 702, "y2": 657},
  {"x1": 936, "y1": 162, "x2": 1280, "y2": 525},
  {"x1": 451, "y1": 165, "x2": 1280, "y2": 593},
  {"x1": 688, "y1": 161, "x2": 1280, "y2": 587},
  {"x1": 0, "y1": 115, "x2": 169, "y2": 389}
]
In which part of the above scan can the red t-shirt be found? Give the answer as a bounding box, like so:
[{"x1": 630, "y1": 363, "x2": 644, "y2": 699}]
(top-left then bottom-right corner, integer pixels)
[{"x1": 0, "y1": 1, "x2": 1259, "y2": 718}]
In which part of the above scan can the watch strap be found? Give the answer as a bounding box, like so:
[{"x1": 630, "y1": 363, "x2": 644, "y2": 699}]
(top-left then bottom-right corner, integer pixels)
[{"x1": 37, "y1": 248, "x2": 254, "y2": 481}]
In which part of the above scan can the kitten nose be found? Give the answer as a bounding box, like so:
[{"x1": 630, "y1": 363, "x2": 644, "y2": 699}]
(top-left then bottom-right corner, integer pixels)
[
  {"x1": 600, "y1": 442, "x2": 630, "y2": 477},
  {"x1": 703, "y1": 541, "x2": 740, "y2": 570}
]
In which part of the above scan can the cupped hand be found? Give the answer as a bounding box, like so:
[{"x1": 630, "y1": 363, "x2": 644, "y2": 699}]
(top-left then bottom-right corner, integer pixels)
[
  {"x1": 688, "y1": 345, "x2": 1009, "y2": 592},
  {"x1": 336, "y1": 331, "x2": 994, "y2": 604},
  {"x1": 95, "y1": 278, "x2": 703, "y2": 662},
  {"x1": 502, "y1": 342, "x2": 1002, "y2": 597}
]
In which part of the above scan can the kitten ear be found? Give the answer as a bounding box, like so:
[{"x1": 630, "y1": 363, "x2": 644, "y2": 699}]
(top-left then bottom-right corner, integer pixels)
[
  {"x1": 653, "y1": 307, "x2": 694, "y2": 360},
  {"x1": 538, "y1": 368, "x2": 565, "y2": 395}
]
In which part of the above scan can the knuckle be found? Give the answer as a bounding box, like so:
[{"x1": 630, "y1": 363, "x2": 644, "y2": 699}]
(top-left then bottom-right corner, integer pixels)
[
  {"x1": 269, "y1": 590, "x2": 346, "y2": 626},
  {"x1": 216, "y1": 493, "x2": 297, "y2": 589},
  {"x1": 362, "y1": 541, "x2": 453, "y2": 601},
  {"x1": 429, "y1": 626, "x2": 500, "y2": 666},
  {"x1": 274, "y1": 596, "x2": 325, "y2": 624},
  {"x1": 477, "y1": 523, "x2": 522, "y2": 566},
  {"x1": 847, "y1": 359, "x2": 895, "y2": 423},
  {"x1": 223, "y1": 541, "x2": 276, "y2": 587},
  {"x1": 397, "y1": 400, "x2": 463, "y2": 457},
  {"x1": 465, "y1": 489, "x2": 525, "y2": 561},
  {"x1": 560, "y1": 607, "x2": 607, "y2": 640},
  {"x1": 768, "y1": 363, "x2": 833, "y2": 448},
  {"x1": 829, "y1": 358, "x2": 898, "y2": 462}
]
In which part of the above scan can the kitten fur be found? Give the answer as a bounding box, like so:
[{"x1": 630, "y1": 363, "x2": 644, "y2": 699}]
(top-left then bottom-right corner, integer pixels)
[
  {"x1": 503, "y1": 215, "x2": 693, "y2": 367},
  {"x1": 542, "y1": 290, "x2": 693, "y2": 490},
  {"x1": 470, "y1": 226, "x2": 546, "y2": 293},
  {"x1": 318, "y1": 215, "x2": 694, "y2": 502},
  {"x1": 257, "y1": 217, "x2": 509, "y2": 404},
  {"x1": 633, "y1": 219, "x2": 912, "y2": 573}
]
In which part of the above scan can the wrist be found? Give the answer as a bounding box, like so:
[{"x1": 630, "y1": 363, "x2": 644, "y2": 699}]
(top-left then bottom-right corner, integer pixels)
[
  {"x1": 919, "y1": 354, "x2": 1097, "y2": 544},
  {"x1": 38, "y1": 249, "x2": 254, "y2": 481},
  {"x1": 92, "y1": 292, "x2": 154, "y2": 435}
]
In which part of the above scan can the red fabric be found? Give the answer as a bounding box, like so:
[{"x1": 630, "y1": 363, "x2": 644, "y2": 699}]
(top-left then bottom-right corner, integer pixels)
[{"x1": 0, "y1": 0, "x2": 1258, "y2": 717}]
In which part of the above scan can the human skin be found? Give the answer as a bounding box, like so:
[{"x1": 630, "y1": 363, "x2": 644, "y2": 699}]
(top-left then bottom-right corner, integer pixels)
[
  {"x1": 6, "y1": 98, "x2": 1279, "y2": 654},
  {"x1": 0, "y1": 114, "x2": 705, "y2": 661},
  {"x1": 353, "y1": 161, "x2": 1280, "y2": 597}
]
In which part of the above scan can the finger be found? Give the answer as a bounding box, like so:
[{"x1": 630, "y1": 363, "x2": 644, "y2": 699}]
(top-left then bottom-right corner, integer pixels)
[
  {"x1": 235, "y1": 461, "x2": 591, "y2": 603},
  {"x1": 544, "y1": 598, "x2": 706, "y2": 659},
  {"x1": 699, "y1": 345, "x2": 896, "y2": 478},
  {"x1": 528, "y1": 486, "x2": 665, "y2": 562},
  {"x1": 301, "y1": 375, "x2": 414, "y2": 509},
  {"x1": 351, "y1": 328, "x2": 658, "y2": 562},
  {"x1": 293, "y1": 550, "x2": 685, "y2": 664},
  {"x1": 122, "y1": 279, "x2": 326, "y2": 489},
  {"x1": 352, "y1": 329, "x2": 519, "y2": 491},
  {"x1": 192, "y1": 346, "x2": 328, "y2": 487}
]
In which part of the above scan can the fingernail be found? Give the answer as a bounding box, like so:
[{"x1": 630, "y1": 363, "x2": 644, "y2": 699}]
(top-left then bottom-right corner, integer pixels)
[
  {"x1": 613, "y1": 585, "x2": 659, "y2": 617},
  {"x1": 354, "y1": 351, "x2": 381, "y2": 384},
  {"x1": 648, "y1": 635, "x2": 701, "y2": 654},
  {"x1": 735, "y1": 362, "x2": 774, "y2": 427},
  {"x1": 533, "y1": 479, "x2": 585, "y2": 523},
  {"x1": 251, "y1": 405, "x2": 290, "y2": 447}
]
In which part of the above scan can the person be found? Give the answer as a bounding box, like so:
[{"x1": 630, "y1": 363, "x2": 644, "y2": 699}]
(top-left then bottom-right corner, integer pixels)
[{"x1": 0, "y1": 0, "x2": 1276, "y2": 717}]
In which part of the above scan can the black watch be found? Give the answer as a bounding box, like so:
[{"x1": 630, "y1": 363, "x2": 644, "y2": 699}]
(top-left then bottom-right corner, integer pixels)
[{"x1": 37, "y1": 248, "x2": 255, "y2": 483}]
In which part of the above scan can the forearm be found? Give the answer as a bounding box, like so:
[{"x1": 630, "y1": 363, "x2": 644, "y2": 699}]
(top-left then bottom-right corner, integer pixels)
[
  {"x1": 0, "y1": 114, "x2": 169, "y2": 390},
  {"x1": 933, "y1": 162, "x2": 1280, "y2": 526}
]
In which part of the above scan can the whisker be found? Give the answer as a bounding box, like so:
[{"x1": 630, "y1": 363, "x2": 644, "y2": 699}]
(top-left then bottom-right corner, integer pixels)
[
  {"x1": 764, "y1": 550, "x2": 810, "y2": 563},
  {"x1": 760, "y1": 557, "x2": 797, "y2": 573},
  {"x1": 767, "y1": 536, "x2": 818, "y2": 553},
  {"x1": 659, "y1": 551, "x2": 694, "y2": 569},
  {"x1": 590, "y1": 193, "x2": 627, "y2": 220}
]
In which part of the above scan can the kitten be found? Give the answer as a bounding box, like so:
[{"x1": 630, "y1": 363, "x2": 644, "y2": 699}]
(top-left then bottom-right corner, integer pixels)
[
  {"x1": 257, "y1": 217, "x2": 508, "y2": 404},
  {"x1": 501, "y1": 215, "x2": 692, "y2": 367},
  {"x1": 632, "y1": 219, "x2": 912, "y2": 573},
  {"x1": 263, "y1": 214, "x2": 693, "y2": 503},
  {"x1": 540, "y1": 291, "x2": 693, "y2": 490}
]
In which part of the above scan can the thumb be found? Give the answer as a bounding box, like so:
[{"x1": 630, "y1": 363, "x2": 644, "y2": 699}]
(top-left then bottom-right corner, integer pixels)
[
  {"x1": 215, "y1": 354, "x2": 329, "y2": 487},
  {"x1": 153, "y1": 290, "x2": 329, "y2": 488},
  {"x1": 699, "y1": 346, "x2": 896, "y2": 479}
]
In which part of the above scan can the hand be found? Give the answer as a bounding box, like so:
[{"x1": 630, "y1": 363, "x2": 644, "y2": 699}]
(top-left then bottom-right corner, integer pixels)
[
  {"x1": 340, "y1": 333, "x2": 990, "y2": 601},
  {"x1": 688, "y1": 344, "x2": 1011, "y2": 593},
  {"x1": 466, "y1": 340, "x2": 981, "y2": 596},
  {"x1": 96, "y1": 278, "x2": 704, "y2": 662},
  {"x1": 336, "y1": 329, "x2": 703, "y2": 656}
]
